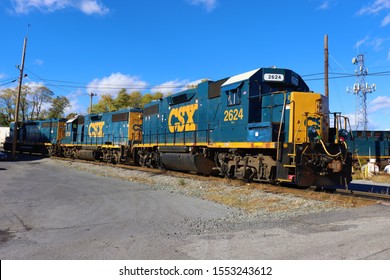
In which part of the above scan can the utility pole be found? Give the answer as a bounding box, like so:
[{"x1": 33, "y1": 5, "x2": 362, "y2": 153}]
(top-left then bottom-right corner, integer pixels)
[
  {"x1": 89, "y1": 92, "x2": 97, "y2": 113},
  {"x1": 347, "y1": 54, "x2": 376, "y2": 131},
  {"x1": 11, "y1": 36, "x2": 28, "y2": 160},
  {"x1": 324, "y1": 34, "x2": 329, "y2": 98}
]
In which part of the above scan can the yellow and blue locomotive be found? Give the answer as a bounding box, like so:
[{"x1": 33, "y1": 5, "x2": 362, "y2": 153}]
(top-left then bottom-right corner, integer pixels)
[
  {"x1": 346, "y1": 130, "x2": 390, "y2": 169},
  {"x1": 50, "y1": 108, "x2": 142, "y2": 163},
  {"x1": 137, "y1": 67, "x2": 352, "y2": 188},
  {"x1": 4, "y1": 118, "x2": 66, "y2": 154}
]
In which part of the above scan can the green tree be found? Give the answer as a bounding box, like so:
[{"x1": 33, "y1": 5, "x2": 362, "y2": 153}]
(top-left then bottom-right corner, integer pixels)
[
  {"x1": 0, "y1": 86, "x2": 30, "y2": 122},
  {"x1": 127, "y1": 91, "x2": 143, "y2": 108},
  {"x1": 30, "y1": 86, "x2": 53, "y2": 120},
  {"x1": 114, "y1": 89, "x2": 142, "y2": 109},
  {"x1": 141, "y1": 92, "x2": 163, "y2": 107},
  {"x1": 0, "y1": 88, "x2": 16, "y2": 125},
  {"x1": 91, "y1": 90, "x2": 164, "y2": 114},
  {"x1": 19, "y1": 85, "x2": 31, "y2": 121},
  {"x1": 114, "y1": 89, "x2": 131, "y2": 108},
  {"x1": 91, "y1": 94, "x2": 116, "y2": 113},
  {"x1": 47, "y1": 96, "x2": 70, "y2": 119},
  {"x1": 66, "y1": 112, "x2": 78, "y2": 119},
  {"x1": 0, "y1": 113, "x2": 8, "y2": 126}
]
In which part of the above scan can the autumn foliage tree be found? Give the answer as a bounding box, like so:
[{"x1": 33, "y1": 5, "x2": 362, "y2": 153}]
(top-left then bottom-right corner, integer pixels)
[
  {"x1": 47, "y1": 96, "x2": 70, "y2": 119},
  {"x1": 0, "y1": 85, "x2": 67, "y2": 126},
  {"x1": 90, "y1": 89, "x2": 163, "y2": 113}
]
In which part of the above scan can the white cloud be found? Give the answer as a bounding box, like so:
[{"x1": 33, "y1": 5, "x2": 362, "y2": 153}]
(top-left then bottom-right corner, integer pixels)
[
  {"x1": 185, "y1": 79, "x2": 205, "y2": 89},
  {"x1": 357, "y1": 0, "x2": 390, "y2": 26},
  {"x1": 372, "y1": 38, "x2": 384, "y2": 50},
  {"x1": 368, "y1": 96, "x2": 390, "y2": 113},
  {"x1": 357, "y1": 0, "x2": 390, "y2": 15},
  {"x1": 354, "y1": 36, "x2": 390, "y2": 54},
  {"x1": 382, "y1": 13, "x2": 390, "y2": 25},
  {"x1": 10, "y1": 0, "x2": 109, "y2": 15},
  {"x1": 34, "y1": 59, "x2": 44, "y2": 66},
  {"x1": 354, "y1": 36, "x2": 369, "y2": 52},
  {"x1": 189, "y1": 0, "x2": 217, "y2": 12},
  {"x1": 151, "y1": 78, "x2": 204, "y2": 95},
  {"x1": 151, "y1": 79, "x2": 188, "y2": 95},
  {"x1": 63, "y1": 88, "x2": 85, "y2": 115},
  {"x1": 317, "y1": 1, "x2": 329, "y2": 10},
  {"x1": 24, "y1": 81, "x2": 45, "y2": 89},
  {"x1": 87, "y1": 72, "x2": 148, "y2": 97},
  {"x1": 0, "y1": 73, "x2": 7, "y2": 80},
  {"x1": 78, "y1": 0, "x2": 108, "y2": 15}
]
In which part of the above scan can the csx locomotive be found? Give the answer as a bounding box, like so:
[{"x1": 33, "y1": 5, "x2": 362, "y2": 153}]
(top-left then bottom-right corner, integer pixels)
[
  {"x1": 5, "y1": 67, "x2": 353, "y2": 189},
  {"x1": 3, "y1": 118, "x2": 66, "y2": 154},
  {"x1": 346, "y1": 130, "x2": 390, "y2": 169}
]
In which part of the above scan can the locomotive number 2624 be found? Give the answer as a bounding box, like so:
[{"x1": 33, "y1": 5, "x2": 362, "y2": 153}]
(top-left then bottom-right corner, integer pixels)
[{"x1": 224, "y1": 108, "x2": 244, "y2": 122}]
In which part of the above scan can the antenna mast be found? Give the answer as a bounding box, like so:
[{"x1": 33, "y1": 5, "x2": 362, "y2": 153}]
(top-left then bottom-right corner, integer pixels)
[{"x1": 347, "y1": 53, "x2": 376, "y2": 132}]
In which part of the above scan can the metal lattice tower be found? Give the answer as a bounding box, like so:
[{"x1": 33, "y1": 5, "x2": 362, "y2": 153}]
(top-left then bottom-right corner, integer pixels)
[{"x1": 347, "y1": 54, "x2": 376, "y2": 131}]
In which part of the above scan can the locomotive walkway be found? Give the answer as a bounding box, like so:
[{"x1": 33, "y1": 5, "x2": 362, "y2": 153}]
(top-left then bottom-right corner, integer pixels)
[{"x1": 1, "y1": 154, "x2": 390, "y2": 259}]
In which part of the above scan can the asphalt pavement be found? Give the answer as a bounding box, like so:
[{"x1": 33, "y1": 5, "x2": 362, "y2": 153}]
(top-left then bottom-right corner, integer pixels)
[{"x1": 1, "y1": 154, "x2": 390, "y2": 259}]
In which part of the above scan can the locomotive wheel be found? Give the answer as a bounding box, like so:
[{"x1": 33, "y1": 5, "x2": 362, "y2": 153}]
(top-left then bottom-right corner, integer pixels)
[{"x1": 111, "y1": 152, "x2": 119, "y2": 164}]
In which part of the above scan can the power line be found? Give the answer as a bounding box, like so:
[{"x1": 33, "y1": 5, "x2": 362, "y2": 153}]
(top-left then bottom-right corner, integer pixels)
[
  {"x1": 24, "y1": 67, "x2": 77, "y2": 95},
  {"x1": 0, "y1": 76, "x2": 20, "y2": 87},
  {"x1": 0, "y1": 79, "x2": 18, "y2": 87},
  {"x1": 23, "y1": 68, "x2": 192, "y2": 91},
  {"x1": 304, "y1": 70, "x2": 390, "y2": 81},
  {"x1": 15, "y1": 68, "x2": 390, "y2": 91}
]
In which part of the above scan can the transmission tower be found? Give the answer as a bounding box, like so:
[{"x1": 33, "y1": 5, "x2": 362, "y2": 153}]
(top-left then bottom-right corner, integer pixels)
[{"x1": 347, "y1": 54, "x2": 376, "y2": 131}]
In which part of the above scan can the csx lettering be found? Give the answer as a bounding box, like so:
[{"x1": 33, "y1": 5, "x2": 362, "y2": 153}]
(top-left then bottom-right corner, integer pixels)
[
  {"x1": 168, "y1": 104, "x2": 198, "y2": 133},
  {"x1": 89, "y1": 121, "x2": 105, "y2": 137}
]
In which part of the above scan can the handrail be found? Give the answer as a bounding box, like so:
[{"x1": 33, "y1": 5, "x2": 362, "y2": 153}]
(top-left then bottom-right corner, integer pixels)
[{"x1": 276, "y1": 92, "x2": 287, "y2": 161}]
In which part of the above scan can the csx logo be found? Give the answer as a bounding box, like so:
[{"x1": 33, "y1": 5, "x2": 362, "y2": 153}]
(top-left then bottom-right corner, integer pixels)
[
  {"x1": 168, "y1": 104, "x2": 198, "y2": 133},
  {"x1": 89, "y1": 121, "x2": 105, "y2": 137}
]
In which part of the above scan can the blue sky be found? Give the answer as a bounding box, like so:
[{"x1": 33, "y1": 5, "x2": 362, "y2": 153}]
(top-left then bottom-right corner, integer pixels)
[{"x1": 1, "y1": 0, "x2": 390, "y2": 130}]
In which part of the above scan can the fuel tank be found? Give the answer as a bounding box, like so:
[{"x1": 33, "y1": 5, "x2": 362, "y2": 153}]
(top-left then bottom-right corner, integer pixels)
[
  {"x1": 77, "y1": 149, "x2": 102, "y2": 161},
  {"x1": 161, "y1": 153, "x2": 214, "y2": 175}
]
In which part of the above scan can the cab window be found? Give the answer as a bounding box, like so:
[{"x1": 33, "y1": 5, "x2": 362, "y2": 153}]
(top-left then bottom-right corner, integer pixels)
[{"x1": 227, "y1": 88, "x2": 241, "y2": 106}]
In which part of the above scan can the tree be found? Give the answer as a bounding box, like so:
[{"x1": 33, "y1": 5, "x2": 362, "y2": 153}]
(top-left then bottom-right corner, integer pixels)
[
  {"x1": 0, "y1": 112, "x2": 8, "y2": 126},
  {"x1": 114, "y1": 89, "x2": 142, "y2": 109},
  {"x1": 115, "y1": 89, "x2": 131, "y2": 108},
  {"x1": 0, "y1": 84, "x2": 56, "y2": 124},
  {"x1": 91, "y1": 90, "x2": 164, "y2": 114},
  {"x1": 141, "y1": 92, "x2": 163, "y2": 106},
  {"x1": 128, "y1": 91, "x2": 143, "y2": 108},
  {"x1": 47, "y1": 96, "x2": 70, "y2": 119},
  {"x1": 21, "y1": 85, "x2": 30, "y2": 121},
  {"x1": 91, "y1": 94, "x2": 116, "y2": 113},
  {"x1": 0, "y1": 88, "x2": 16, "y2": 125},
  {"x1": 66, "y1": 112, "x2": 78, "y2": 120},
  {"x1": 30, "y1": 86, "x2": 53, "y2": 120}
]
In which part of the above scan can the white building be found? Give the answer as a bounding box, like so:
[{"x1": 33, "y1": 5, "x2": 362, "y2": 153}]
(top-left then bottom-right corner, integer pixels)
[{"x1": 0, "y1": 127, "x2": 10, "y2": 148}]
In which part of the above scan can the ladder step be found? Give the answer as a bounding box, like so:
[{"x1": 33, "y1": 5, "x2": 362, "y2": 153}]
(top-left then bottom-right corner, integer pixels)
[
  {"x1": 288, "y1": 153, "x2": 296, "y2": 157},
  {"x1": 277, "y1": 178, "x2": 292, "y2": 183},
  {"x1": 283, "y1": 164, "x2": 296, "y2": 168}
]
